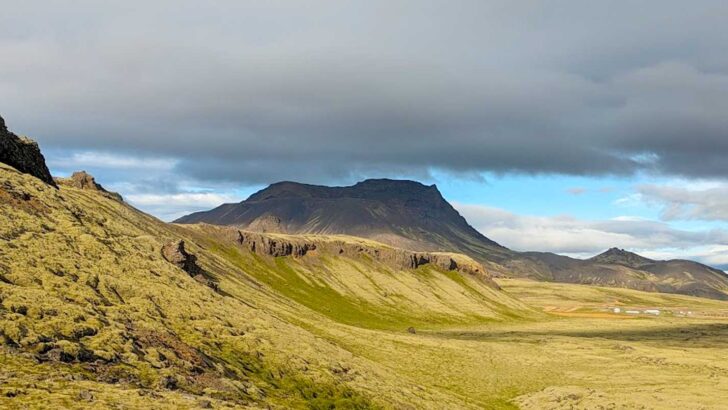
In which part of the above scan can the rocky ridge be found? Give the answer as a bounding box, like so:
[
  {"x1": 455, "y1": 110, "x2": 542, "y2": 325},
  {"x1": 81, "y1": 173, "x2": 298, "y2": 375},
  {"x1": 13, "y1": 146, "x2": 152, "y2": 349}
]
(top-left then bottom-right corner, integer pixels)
[
  {"x1": 227, "y1": 229, "x2": 496, "y2": 286},
  {"x1": 56, "y1": 171, "x2": 123, "y2": 201}
]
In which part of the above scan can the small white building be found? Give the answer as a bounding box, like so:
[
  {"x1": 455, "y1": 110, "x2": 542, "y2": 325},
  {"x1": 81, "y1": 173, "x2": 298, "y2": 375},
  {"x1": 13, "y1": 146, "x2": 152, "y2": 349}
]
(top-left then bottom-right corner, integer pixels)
[
  {"x1": 613, "y1": 307, "x2": 622, "y2": 314},
  {"x1": 625, "y1": 310, "x2": 641, "y2": 315},
  {"x1": 644, "y1": 309, "x2": 660, "y2": 316}
]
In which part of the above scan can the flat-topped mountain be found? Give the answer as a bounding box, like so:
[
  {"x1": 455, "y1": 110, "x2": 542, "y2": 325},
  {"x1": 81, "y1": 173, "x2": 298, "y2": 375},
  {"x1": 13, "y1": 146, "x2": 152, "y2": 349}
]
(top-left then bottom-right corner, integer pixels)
[
  {"x1": 178, "y1": 179, "x2": 728, "y2": 300},
  {"x1": 177, "y1": 179, "x2": 508, "y2": 257}
]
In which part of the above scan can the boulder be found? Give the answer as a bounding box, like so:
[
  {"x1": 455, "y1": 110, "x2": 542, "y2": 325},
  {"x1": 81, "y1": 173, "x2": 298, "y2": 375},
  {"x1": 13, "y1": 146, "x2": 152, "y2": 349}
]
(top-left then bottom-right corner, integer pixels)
[{"x1": 162, "y1": 240, "x2": 201, "y2": 277}]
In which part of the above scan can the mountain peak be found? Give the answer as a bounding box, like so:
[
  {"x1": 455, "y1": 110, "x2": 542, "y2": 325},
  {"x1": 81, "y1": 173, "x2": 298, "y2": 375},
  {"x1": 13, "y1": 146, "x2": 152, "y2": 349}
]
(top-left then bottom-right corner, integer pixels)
[{"x1": 590, "y1": 247, "x2": 654, "y2": 267}]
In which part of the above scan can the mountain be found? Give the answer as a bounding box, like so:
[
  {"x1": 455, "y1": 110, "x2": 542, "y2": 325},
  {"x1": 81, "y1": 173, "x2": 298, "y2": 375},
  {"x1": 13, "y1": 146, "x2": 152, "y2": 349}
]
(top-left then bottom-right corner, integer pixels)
[
  {"x1": 178, "y1": 180, "x2": 728, "y2": 300},
  {"x1": 588, "y1": 247, "x2": 655, "y2": 268},
  {"x1": 504, "y1": 249, "x2": 728, "y2": 300},
  {"x1": 177, "y1": 179, "x2": 514, "y2": 267},
  {"x1": 0, "y1": 122, "x2": 533, "y2": 407}
]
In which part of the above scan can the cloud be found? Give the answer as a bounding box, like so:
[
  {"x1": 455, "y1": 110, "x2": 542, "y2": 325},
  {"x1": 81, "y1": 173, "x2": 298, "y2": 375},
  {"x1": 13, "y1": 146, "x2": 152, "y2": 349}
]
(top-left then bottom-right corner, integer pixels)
[
  {"x1": 638, "y1": 182, "x2": 728, "y2": 221},
  {"x1": 47, "y1": 151, "x2": 177, "y2": 171},
  {"x1": 454, "y1": 203, "x2": 728, "y2": 262},
  {"x1": 2, "y1": 1, "x2": 728, "y2": 184},
  {"x1": 125, "y1": 192, "x2": 241, "y2": 222}
]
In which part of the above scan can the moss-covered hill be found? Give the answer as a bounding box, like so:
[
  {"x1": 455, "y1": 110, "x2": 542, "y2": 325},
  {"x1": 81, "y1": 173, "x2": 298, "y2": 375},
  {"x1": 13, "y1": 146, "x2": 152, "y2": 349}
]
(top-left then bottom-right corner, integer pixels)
[{"x1": 0, "y1": 162, "x2": 534, "y2": 409}]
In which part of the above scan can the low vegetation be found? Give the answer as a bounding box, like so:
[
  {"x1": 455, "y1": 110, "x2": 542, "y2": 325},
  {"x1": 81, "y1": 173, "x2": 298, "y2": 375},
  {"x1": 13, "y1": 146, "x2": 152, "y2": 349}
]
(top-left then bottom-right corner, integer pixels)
[{"x1": 2, "y1": 162, "x2": 728, "y2": 409}]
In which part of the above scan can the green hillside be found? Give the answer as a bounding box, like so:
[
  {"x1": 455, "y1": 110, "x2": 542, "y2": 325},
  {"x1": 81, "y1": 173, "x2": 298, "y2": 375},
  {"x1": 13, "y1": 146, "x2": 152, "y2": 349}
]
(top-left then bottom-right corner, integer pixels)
[{"x1": 0, "y1": 162, "x2": 530, "y2": 408}]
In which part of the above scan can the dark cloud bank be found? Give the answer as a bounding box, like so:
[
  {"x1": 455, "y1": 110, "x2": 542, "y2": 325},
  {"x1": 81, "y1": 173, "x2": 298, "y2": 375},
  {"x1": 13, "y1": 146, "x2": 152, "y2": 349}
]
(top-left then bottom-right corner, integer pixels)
[{"x1": 2, "y1": 1, "x2": 728, "y2": 184}]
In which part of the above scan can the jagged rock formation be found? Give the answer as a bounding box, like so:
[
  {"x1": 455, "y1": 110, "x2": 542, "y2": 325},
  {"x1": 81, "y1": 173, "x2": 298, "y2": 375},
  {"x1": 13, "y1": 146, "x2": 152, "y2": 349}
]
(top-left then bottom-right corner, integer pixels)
[
  {"x1": 162, "y1": 240, "x2": 219, "y2": 290},
  {"x1": 229, "y1": 230, "x2": 495, "y2": 284},
  {"x1": 56, "y1": 171, "x2": 123, "y2": 201},
  {"x1": 162, "y1": 240, "x2": 202, "y2": 277},
  {"x1": 0, "y1": 115, "x2": 57, "y2": 188}
]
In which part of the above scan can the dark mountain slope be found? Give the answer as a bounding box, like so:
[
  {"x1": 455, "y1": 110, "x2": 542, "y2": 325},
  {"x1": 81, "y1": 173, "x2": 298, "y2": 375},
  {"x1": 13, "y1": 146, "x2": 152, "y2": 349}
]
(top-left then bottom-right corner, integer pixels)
[
  {"x1": 589, "y1": 247, "x2": 655, "y2": 268},
  {"x1": 177, "y1": 179, "x2": 511, "y2": 260}
]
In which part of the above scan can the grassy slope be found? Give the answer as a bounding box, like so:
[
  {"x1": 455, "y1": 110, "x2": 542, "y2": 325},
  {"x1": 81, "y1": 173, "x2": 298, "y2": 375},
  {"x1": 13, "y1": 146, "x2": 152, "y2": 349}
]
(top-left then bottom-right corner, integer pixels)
[
  {"x1": 180, "y1": 224, "x2": 535, "y2": 331},
  {"x1": 0, "y1": 163, "x2": 475, "y2": 409}
]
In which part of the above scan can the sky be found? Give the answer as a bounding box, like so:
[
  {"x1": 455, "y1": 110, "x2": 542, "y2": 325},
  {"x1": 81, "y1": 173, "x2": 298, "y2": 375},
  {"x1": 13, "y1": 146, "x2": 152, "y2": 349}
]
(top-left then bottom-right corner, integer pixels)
[{"x1": 2, "y1": 1, "x2": 728, "y2": 268}]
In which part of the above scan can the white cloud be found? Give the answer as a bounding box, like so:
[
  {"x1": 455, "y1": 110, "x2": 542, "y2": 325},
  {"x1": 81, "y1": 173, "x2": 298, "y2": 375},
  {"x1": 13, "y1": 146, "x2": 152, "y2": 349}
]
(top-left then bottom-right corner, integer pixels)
[
  {"x1": 638, "y1": 182, "x2": 728, "y2": 221},
  {"x1": 126, "y1": 192, "x2": 241, "y2": 222},
  {"x1": 48, "y1": 151, "x2": 177, "y2": 172},
  {"x1": 613, "y1": 193, "x2": 644, "y2": 207},
  {"x1": 453, "y1": 202, "x2": 728, "y2": 264}
]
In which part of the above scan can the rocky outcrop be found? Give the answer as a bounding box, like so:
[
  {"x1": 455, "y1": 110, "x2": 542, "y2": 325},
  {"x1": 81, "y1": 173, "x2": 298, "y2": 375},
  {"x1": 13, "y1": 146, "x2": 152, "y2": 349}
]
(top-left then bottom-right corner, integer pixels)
[
  {"x1": 162, "y1": 240, "x2": 202, "y2": 277},
  {"x1": 162, "y1": 240, "x2": 219, "y2": 291},
  {"x1": 0, "y1": 115, "x2": 57, "y2": 188},
  {"x1": 56, "y1": 171, "x2": 123, "y2": 201},
  {"x1": 230, "y1": 231, "x2": 494, "y2": 284}
]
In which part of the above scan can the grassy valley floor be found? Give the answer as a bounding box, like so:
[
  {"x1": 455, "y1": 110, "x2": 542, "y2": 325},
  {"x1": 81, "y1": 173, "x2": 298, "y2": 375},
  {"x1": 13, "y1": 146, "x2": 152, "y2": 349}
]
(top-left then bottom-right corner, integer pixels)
[{"x1": 192, "y1": 228, "x2": 728, "y2": 409}]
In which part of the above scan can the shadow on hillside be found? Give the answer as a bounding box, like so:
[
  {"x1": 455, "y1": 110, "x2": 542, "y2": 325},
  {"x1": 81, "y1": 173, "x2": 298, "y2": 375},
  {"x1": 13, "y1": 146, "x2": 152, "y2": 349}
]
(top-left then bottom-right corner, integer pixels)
[{"x1": 428, "y1": 322, "x2": 728, "y2": 346}]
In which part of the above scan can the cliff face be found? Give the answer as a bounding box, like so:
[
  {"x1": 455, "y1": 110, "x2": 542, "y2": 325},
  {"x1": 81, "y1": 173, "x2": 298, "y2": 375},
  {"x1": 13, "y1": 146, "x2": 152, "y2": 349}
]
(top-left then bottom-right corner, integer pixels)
[
  {"x1": 0, "y1": 115, "x2": 57, "y2": 188},
  {"x1": 227, "y1": 230, "x2": 496, "y2": 286}
]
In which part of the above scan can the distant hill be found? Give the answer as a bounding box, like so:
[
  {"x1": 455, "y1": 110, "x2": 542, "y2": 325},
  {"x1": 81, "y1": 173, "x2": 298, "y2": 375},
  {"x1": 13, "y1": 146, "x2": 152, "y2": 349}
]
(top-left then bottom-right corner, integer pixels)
[
  {"x1": 589, "y1": 247, "x2": 655, "y2": 268},
  {"x1": 505, "y1": 249, "x2": 728, "y2": 300},
  {"x1": 178, "y1": 180, "x2": 728, "y2": 300}
]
